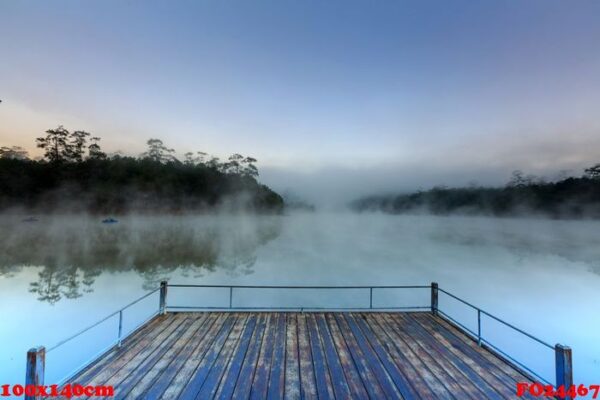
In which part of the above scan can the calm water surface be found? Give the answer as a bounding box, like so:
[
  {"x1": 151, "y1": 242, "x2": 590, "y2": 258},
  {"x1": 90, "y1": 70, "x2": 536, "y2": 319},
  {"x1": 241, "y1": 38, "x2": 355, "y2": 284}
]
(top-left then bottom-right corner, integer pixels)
[{"x1": 1, "y1": 213, "x2": 599, "y2": 387}]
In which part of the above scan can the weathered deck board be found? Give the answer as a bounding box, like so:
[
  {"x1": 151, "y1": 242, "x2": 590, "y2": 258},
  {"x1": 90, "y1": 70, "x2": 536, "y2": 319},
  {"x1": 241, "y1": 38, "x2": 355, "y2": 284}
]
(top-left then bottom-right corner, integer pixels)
[
  {"x1": 413, "y1": 313, "x2": 539, "y2": 400},
  {"x1": 284, "y1": 314, "x2": 300, "y2": 399},
  {"x1": 232, "y1": 314, "x2": 267, "y2": 399},
  {"x1": 296, "y1": 313, "x2": 318, "y2": 399},
  {"x1": 347, "y1": 313, "x2": 421, "y2": 398},
  {"x1": 306, "y1": 313, "x2": 335, "y2": 399},
  {"x1": 392, "y1": 313, "x2": 507, "y2": 399},
  {"x1": 62, "y1": 312, "x2": 537, "y2": 399},
  {"x1": 367, "y1": 313, "x2": 446, "y2": 399},
  {"x1": 249, "y1": 313, "x2": 277, "y2": 400}
]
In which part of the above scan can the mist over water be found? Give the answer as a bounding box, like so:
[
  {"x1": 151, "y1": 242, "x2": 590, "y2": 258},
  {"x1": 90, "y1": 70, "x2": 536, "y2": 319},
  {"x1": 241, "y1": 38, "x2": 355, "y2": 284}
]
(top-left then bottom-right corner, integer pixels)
[
  {"x1": 0, "y1": 214, "x2": 282, "y2": 301},
  {"x1": 1, "y1": 212, "x2": 599, "y2": 387}
]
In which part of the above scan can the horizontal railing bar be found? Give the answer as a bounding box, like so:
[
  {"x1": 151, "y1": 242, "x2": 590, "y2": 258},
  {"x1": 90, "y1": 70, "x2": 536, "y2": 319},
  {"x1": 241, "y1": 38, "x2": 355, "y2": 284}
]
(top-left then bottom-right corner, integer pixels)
[
  {"x1": 481, "y1": 337, "x2": 553, "y2": 386},
  {"x1": 56, "y1": 309, "x2": 160, "y2": 386},
  {"x1": 56, "y1": 339, "x2": 120, "y2": 386},
  {"x1": 47, "y1": 310, "x2": 119, "y2": 353},
  {"x1": 479, "y1": 310, "x2": 554, "y2": 349},
  {"x1": 438, "y1": 288, "x2": 554, "y2": 349},
  {"x1": 47, "y1": 287, "x2": 160, "y2": 353},
  {"x1": 167, "y1": 306, "x2": 431, "y2": 311},
  {"x1": 168, "y1": 284, "x2": 430, "y2": 289},
  {"x1": 437, "y1": 310, "x2": 552, "y2": 386}
]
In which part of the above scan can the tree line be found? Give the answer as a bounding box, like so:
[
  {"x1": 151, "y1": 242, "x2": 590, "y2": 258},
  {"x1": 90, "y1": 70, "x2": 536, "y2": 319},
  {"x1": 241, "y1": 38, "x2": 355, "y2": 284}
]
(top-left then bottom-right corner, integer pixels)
[
  {"x1": 0, "y1": 126, "x2": 284, "y2": 213},
  {"x1": 352, "y1": 166, "x2": 600, "y2": 219}
]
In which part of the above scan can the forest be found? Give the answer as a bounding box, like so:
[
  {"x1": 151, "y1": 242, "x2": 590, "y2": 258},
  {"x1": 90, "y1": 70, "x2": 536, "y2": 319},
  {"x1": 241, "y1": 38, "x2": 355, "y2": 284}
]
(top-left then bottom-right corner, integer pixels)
[
  {"x1": 0, "y1": 126, "x2": 284, "y2": 213},
  {"x1": 352, "y1": 167, "x2": 600, "y2": 218}
]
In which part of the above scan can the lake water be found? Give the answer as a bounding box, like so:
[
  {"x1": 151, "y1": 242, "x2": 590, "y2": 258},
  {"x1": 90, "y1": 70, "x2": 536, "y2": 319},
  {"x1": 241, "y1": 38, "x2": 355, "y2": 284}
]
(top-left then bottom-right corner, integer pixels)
[{"x1": 1, "y1": 212, "x2": 599, "y2": 389}]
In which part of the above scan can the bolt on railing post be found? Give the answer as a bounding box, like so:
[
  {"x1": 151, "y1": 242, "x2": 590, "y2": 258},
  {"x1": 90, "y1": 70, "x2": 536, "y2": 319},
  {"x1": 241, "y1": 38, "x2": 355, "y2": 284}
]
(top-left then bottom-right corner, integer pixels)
[
  {"x1": 555, "y1": 344, "x2": 573, "y2": 397},
  {"x1": 229, "y1": 287, "x2": 233, "y2": 309},
  {"x1": 369, "y1": 288, "x2": 373, "y2": 309},
  {"x1": 431, "y1": 282, "x2": 438, "y2": 315},
  {"x1": 117, "y1": 310, "x2": 123, "y2": 348},
  {"x1": 477, "y1": 309, "x2": 482, "y2": 346},
  {"x1": 159, "y1": 281, "x2": 168, "y2": 315},
  {"x1": 25, "y1": 346, "x2": 45, "y2": 400}
]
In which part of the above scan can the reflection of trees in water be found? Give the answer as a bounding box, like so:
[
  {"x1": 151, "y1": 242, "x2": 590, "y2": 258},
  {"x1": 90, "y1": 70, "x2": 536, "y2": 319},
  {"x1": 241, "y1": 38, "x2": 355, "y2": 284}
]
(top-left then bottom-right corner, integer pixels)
[{"x1": 0, "y1": 216, "x2": 282, "y2": 304}]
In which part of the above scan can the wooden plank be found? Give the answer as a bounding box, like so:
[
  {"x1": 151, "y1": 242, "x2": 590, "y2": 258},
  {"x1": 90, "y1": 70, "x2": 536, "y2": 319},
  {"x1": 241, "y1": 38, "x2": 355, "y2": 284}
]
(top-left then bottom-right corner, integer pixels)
[
  {"x1": 117, "y1": 315, "x2": 207, "y2": 399},
  {"x1": 82, "y1": 313, "x2": 187, "y2": 391},
  {"x1": 194, "y1": 313, "x2": 250, "y2": 398},
  {"x1": 284, "y1": 314, "x2": 301, "y2": 399},
  {"x1": 267, "y1": 313, "x2": 287, "y2": 399},
  {"x1": 306, "y1": 313, "x2": 335, "y2": 399},
  {"x1": 413, "y1": 313, "x2": 538, "y2": 400},
  {"x1": 71, "y1": 313, "x2": 175, "y2": 387},
  {"x1": 215, "y1": 314, "x2": 259, "y2": 398},
  {"x1": 177, "y1": 314, "x2": 237, "y2": 399},
  {"x1": 324, "y1": 313, "x2": 369, "y2": 399},
  {"x1": 346, "y1": 313, "x2": 420, "y2": 399},
  {"x1": 392, "y1": 314, "x2": 484, "y2": 399},
  {"x1": 333, "y1": 313, "x2": 393, "y2": 399},
  {"x1": 363, "y1": 314, "x2": 444, "y2": 399},
  {"x1": 390, "y1": 313, "x2": 506, "y2": 399},
  {"x1": 56, "y1": 311, "x2": 547, "y2": 400},
  {"x1": 325, "y1": 313, "x2": 384, "y2": 398},
  {"x1": 159, "y1": 313, "x2": 228, "y2": 400},
  {"x1": 315, "y1": 313, "x2": 353, "y2": 399},
  {"x1": 132, "y1": 313, "x2": 217, "y2": 399},
  {"x1": 296, "y1": 313, "x2": 318, "y2": 400},
  {"x1": 423, "y1": 313, "x2": 536, "y2": 384},
  {"x1": 250, "y1": 314, "x2": 277, "y2": 400},
  {"x1": 370, "y1": 314, "x2": 478, "y2": 400},
  {"x1": 232, "y1": 314, "x2": 268, "y2": 399},
  {"x1": 110, "y1": 317, "x2": 198, "y2": 399},
  {"x1": 417, "y1": 313, "x2": 537, "y2": 385}
]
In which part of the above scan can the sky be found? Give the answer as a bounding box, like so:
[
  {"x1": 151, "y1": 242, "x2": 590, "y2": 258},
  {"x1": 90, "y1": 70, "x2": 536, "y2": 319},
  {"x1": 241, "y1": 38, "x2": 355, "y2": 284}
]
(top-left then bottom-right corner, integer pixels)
[{"x1": 1, "y1": 0, "x2": 600, "y2": 205}]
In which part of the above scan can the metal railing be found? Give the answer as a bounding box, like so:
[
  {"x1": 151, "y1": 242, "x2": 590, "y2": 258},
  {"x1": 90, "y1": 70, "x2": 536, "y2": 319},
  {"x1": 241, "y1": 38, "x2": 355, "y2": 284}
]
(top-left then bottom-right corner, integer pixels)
[
  {"x1": 26, "y1": 281, "x2": 572, "y2": 399},
  {"x1": 166, "y1": 283, "x2": 431, "y2": 311},
  {"x1": 25, "y1": 285, "x2": 164, "y2": 394},
  {"x1": 46, "y1": 287, "x2": 161, "y2": 354},
  {"x1": 433, "y1": 286, "x2": 565, "y2": 387}
]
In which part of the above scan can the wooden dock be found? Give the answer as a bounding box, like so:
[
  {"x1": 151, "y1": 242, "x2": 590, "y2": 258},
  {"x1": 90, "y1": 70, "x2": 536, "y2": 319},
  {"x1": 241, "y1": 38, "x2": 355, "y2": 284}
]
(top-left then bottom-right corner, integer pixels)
[{"x1": 62, "y1": 311, "x2": 538, "y2": 399}]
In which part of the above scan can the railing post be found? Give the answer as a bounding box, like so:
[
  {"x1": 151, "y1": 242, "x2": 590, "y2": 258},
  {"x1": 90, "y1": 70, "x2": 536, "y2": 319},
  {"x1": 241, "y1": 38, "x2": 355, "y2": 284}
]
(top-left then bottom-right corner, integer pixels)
[
  {"x1": 477, "y1": 309, "x2": 482, "y2": 346},
  {"x1": 25, "y1": 346, "x2": 45, "y2": 400},
  {"x1": 369, "y1": 287, "x2": 373, "y2": 309},
  {"x1": 431, "y1": 282, "x2": 438, "y2": 315},
  {"x1": 117, "y1": 310, "x2": 123, "y2": 347},
  {"x1": 555, "y1": 344, "x2": 573, "y2": 397},
  {"x1": 159, "y1": 281, "x2": 168, "y2": 315},
  {"x1": 229, "y1": 287, "x2": 233, "y2": 309}
]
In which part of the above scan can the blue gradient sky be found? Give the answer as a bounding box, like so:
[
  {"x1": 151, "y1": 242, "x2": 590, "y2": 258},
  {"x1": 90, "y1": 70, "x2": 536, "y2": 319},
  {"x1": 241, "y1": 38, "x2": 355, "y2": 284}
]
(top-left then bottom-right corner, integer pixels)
[{"x1": 1, "y1": 1, "x2": 599, "y2": 202}]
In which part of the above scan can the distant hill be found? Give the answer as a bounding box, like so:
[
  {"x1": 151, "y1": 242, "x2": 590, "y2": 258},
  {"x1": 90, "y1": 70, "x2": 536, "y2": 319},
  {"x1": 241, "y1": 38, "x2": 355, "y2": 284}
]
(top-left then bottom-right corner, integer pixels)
[
  {"x1": 0, "y1": 127, "x2": 284, "y2": 213},
  {"x1": 351, "y1": 167, "x2": 600, "y2": 219}
]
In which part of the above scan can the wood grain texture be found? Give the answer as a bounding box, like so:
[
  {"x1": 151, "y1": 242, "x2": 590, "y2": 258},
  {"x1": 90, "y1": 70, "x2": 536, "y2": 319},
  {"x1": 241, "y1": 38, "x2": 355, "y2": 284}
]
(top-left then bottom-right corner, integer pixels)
[{"x1": 60, "y1": 312, "x2": 538, "y2": 399}]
